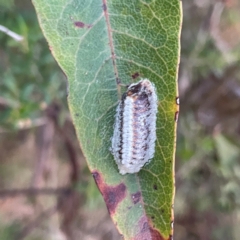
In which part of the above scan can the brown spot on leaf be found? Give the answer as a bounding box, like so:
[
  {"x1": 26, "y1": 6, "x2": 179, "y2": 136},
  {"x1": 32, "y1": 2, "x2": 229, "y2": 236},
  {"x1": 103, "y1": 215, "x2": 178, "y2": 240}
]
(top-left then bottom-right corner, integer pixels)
[
  {"x1": 131, "y1": 191, "x2": 141, "y2": 204},
  {"x1": 102, "y1": 3, "x2": 107, "y2": 11},
  {"x1": 92, "y1": 171, "x2": 126, "y2": 215},
  {"x1": 74, "y1": 21, "x2": 85, "y2": 28},
  {"x1": 174, "y1": 111, "x2": 179, "y2": 122},
  {"x1": 149, "y1": 227, "x2": 166, "y2": 240},
  {"x1": 131, "y1": 72, "x2": 140, "y2": 79},
  {"x1": 141, "y1": 221, "x2": 149, "y2": 233},
  {"x1": 74, "y1": 21, "x2": 93, "y2": 29},
  {"x1": 153, "y1": 184, "x2": 158, "y2": 190}
]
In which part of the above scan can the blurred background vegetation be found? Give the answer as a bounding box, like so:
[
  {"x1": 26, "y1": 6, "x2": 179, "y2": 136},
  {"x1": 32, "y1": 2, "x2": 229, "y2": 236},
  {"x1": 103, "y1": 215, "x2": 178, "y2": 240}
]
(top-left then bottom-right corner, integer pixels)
[{"x1": 0, "y1": 0, "x2": 240, "y2": 239}]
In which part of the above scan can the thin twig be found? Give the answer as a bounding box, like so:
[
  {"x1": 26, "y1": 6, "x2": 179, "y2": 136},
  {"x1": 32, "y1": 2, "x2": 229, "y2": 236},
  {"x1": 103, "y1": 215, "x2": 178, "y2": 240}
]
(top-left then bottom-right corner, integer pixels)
[
  {"x1": 56, "y1": 120, "x2": 80, "y2": 183},
  {"x1": 0, "y1": 117, "x2": 48, "y2": 134},
  {"x1": 0, "y1": 25, "x2": 24, "y2": 41},
  {"x1": 0, "y1": 187, "x2": 70, "y2": 197},
  {"x1": 31, "y1": 118, "x2": 54, "y2": 188}
]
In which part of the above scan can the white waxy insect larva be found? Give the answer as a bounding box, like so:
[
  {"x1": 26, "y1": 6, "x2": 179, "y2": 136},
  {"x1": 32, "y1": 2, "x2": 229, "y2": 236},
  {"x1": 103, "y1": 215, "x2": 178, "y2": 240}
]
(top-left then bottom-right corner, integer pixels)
[{"x1": 111, "y1": 79, "x2": 158, "y2": 174}]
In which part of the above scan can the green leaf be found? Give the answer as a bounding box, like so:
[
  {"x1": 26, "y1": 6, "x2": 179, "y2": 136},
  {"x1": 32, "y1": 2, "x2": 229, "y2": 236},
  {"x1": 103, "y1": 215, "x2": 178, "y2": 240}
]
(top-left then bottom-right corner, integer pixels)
[{"x1": 32, "y1": 0, "x2": 182, "y2": 239}]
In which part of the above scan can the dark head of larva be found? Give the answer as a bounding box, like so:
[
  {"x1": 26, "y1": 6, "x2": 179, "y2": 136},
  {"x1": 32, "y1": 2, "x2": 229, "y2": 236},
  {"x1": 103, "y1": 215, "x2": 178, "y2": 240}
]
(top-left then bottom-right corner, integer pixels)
[{"x1": 127, "y1": 82, "x2": 142, "y2": 96}]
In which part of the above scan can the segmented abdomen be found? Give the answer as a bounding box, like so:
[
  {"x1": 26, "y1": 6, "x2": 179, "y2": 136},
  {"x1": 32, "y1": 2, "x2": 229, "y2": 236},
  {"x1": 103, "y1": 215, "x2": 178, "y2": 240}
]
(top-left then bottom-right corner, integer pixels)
[{"x1": 111, "y1": 79, "x2": 158, "y2": 175}]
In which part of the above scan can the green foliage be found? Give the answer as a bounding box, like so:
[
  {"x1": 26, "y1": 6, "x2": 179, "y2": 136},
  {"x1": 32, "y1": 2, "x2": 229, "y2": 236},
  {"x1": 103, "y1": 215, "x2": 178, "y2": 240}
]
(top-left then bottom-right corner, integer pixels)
[
  {"x1": 3, "y1": 1, "x2": 240, "y2": 239},
  {"x1": 32, "y1": 0, "x2": 181, "y2": 239},
  {"x1": 0, "y1": 1, "x2": 67, "y2": 130},
  {"x1": 175, "y1": 2, "x2": 240, "y2": 239},
  {"x1": 0, "y1": 221, "x2": 21, "y2": 240}
]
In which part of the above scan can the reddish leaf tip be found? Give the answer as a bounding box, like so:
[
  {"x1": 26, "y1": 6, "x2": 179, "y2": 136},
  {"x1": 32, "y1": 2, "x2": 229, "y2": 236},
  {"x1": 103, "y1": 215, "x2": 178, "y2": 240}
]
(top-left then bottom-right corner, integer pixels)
[{"x1": 133, "y1": 215, "x2": 171, "y2": 240}]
